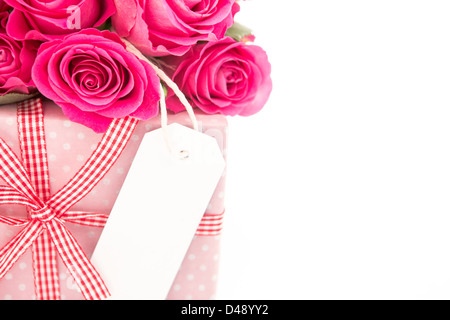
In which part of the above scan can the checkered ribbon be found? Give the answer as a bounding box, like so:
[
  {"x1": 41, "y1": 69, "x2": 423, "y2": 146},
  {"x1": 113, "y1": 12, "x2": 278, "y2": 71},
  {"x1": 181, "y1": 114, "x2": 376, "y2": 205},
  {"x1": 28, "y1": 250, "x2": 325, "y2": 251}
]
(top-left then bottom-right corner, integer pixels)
[
  {"x1": 0, "y1": 98, "x2": 138, "y2": 300},
  {"x1": 195, "y1": 211, "x2": 224, "y2": 237}
]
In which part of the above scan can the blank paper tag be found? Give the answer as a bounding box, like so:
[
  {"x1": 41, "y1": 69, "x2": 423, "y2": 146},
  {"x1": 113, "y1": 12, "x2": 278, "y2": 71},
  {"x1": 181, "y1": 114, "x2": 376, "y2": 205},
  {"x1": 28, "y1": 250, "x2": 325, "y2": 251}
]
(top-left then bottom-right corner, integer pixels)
[{"x1": 91, "y1": 123, "x2": 225, "y2": 300}]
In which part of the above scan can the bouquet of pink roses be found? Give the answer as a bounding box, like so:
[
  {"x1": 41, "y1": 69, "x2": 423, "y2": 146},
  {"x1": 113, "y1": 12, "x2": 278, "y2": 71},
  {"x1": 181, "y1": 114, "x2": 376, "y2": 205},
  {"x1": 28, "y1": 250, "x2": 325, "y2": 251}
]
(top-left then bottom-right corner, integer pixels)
[{"x1": 0, "y1": 0, "x2": 272, "y2": 133}]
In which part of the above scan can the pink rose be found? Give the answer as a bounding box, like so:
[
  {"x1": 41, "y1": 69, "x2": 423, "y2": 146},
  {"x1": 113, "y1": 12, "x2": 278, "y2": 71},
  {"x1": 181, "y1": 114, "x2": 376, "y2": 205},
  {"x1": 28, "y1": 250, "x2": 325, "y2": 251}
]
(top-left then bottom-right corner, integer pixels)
[
  {"x1": 32, "y1": 29, "x2": 161, "y2": 133},
  {"x1": 112, "y1": 0, "x2": 240, "y2": 57},
  {"x1": 5, "y1": 0, "x2": 116, "y2": 41},
  {"x1": 163, "y1": 37, "x2": 272, "y2": 116},
  {"x1": 0, "y1": 11, "x2": 38, "y2": 95}
]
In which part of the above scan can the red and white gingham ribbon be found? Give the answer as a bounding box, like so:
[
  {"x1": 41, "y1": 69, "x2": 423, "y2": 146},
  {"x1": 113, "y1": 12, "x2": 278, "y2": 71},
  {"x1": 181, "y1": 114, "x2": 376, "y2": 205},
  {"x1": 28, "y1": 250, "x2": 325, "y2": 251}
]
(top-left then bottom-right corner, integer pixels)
[
  {"x1": 0, "y1": 98, "x2": 138, "y2": 300},
  {"x1": 195, "y1": 211, "x2": 224, "y2": 237}
]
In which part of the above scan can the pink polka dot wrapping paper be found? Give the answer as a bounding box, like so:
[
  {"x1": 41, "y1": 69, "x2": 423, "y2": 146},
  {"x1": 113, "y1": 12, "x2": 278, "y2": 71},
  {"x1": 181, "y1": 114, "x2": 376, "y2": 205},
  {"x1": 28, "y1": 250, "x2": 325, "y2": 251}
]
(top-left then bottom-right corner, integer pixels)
[{"x1": 0, "y1": 98, "x2": 228, "y2": 300}]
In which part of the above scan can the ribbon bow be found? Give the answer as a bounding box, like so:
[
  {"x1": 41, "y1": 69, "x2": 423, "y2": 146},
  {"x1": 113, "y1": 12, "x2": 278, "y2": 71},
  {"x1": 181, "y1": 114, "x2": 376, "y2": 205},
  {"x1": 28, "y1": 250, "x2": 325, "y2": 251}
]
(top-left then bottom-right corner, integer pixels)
[{"x1": 0, "y1": 98, "x2": 138, "y2": 300}]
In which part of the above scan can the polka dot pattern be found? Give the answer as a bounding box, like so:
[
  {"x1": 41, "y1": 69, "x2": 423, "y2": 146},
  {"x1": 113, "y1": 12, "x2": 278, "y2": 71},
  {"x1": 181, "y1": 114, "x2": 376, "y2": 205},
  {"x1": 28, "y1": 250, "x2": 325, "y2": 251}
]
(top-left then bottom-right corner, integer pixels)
[
  {"x1": 0, "y1": 100, "x2": 228, "y2": 300},
  {"x1": 167, "y1": 236, "x2": 222, "y2": 300}
]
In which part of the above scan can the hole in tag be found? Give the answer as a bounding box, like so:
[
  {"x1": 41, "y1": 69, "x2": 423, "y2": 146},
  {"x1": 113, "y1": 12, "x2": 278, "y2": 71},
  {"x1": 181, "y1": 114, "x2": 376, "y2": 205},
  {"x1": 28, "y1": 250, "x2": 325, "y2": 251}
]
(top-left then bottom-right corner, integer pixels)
[{"x1": 177, "y1": 149, "x2": 190, "y2": 160}]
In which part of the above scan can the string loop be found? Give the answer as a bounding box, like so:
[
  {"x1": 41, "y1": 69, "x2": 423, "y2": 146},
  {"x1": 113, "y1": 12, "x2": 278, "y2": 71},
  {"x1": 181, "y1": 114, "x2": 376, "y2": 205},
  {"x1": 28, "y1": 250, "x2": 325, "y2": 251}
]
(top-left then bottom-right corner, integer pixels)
[{"x1": 122, "y1": 38, "x2": 199, "y2": 132}]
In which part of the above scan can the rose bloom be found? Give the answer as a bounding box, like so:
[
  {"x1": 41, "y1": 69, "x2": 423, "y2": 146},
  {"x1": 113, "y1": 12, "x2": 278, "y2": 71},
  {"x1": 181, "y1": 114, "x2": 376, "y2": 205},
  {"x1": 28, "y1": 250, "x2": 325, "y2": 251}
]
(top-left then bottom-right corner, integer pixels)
[
  {"x1": 5, "y1": 0, "x2": 116, "y2": 41},
  {"x1": 163, "y1": 37, "x2": 272, "y2": 116},
  {"x1": 112, "y1": 0, "x2": 240, "y2": 57},
  {"x1": 0, "y1": 10, "x2": 38, "y2": 95},
  {"x1": 32, "y1": 29, "x2": 160, "y2": 133}
]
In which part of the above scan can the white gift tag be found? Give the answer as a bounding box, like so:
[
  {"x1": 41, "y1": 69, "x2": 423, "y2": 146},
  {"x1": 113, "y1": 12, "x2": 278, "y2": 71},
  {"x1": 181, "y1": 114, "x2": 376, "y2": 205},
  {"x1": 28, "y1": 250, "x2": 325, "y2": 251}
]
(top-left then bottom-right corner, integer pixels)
[{"x1": 91, "y1": 123, "x2": 225, "y2": 300}]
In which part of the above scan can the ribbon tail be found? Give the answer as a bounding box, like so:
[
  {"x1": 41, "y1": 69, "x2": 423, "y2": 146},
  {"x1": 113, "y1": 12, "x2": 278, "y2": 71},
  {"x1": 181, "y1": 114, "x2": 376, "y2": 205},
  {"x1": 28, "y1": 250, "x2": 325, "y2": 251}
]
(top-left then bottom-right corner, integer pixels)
[
  {"x1": 0, "y1": 186, "x2": 39, "y2": 209},
  {"x1": 0, "y1": 220, "x2": 44, "y2": 278},
  {"x1": 32, "y1": 230, "x2": 61, "y2": 300},
  {"x1": 61, "y1": 212, "x2": 109, "y2": 228},
  {"x1": 0, "y1": 216, "x2": 29, "y2": 227},
  {"x1": 46, "y1": 219, "x2": 110, "y2": 300}
]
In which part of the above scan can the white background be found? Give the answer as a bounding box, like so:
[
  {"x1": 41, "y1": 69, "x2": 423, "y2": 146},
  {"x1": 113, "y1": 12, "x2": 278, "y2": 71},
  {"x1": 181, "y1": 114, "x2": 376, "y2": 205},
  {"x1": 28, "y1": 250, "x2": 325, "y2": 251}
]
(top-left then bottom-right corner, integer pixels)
[{"x1": 217, "y1": 0, "x2": 450, "y2": 299}]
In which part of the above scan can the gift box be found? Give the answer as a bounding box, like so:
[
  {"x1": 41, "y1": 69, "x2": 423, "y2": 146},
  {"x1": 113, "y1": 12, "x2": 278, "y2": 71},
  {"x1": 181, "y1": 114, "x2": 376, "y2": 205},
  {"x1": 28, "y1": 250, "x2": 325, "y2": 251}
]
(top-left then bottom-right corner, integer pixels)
[{"x1": 0, "y1": 97, "x2": 227, "y2": 300}]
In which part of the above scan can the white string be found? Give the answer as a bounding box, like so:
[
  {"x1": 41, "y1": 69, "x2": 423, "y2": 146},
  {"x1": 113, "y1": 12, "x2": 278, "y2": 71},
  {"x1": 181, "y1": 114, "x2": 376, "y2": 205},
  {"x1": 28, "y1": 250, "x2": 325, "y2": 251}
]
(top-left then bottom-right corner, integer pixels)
[
  {"x1": 122, "y1": 38, "x2": 199, "y2": 132},
  {"x1": 158, "y1": 83, "x2": 173, "y2": 154},
  {"x1": 159, "y1": 83, "x2": 191, "y2": 159}
]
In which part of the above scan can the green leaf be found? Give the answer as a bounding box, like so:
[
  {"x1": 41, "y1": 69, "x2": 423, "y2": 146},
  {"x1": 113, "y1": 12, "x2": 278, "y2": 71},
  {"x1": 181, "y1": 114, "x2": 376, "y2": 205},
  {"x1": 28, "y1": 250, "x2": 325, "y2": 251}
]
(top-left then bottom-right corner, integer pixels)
[{"x1": 225, "y1": 22, "x2": 254, "y2": 42}]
